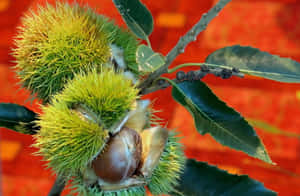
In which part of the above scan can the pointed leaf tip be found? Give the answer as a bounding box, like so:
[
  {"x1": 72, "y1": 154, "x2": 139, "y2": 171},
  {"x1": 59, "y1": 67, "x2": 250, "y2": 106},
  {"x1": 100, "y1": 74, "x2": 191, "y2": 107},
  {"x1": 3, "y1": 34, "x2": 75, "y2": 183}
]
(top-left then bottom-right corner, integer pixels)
[
  {"x1": 113, "y1": 0, "x2": 153, "y2": 40},
  {"x1": 0, "y1": 103, "x2": 38, "y2": 134},
  {"x1": 170, "y1": 80, "x2": 272, "y2": 163}
]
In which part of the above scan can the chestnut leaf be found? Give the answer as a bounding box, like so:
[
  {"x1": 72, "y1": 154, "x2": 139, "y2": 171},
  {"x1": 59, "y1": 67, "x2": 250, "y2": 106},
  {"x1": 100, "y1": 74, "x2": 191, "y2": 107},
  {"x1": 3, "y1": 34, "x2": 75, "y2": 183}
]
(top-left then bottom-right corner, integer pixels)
[
  {"x1": 205, "y1": 45, "x2": 300, "y2": 83},
  {"x1": 113, "y1": 0, "x2": 153, "y2": 40},
  {"x1": 136, "y1": 45, "x2": 165, "y2": 73},
  {"x1": 170, "y1": 80, "x2": 272, "y2": 163},
  {"x1": 173, "y1": 159, "x2": 277, "y2": 196},
  {"x1": 0, "y1": 103, "x2": 38, "y2": 134}
]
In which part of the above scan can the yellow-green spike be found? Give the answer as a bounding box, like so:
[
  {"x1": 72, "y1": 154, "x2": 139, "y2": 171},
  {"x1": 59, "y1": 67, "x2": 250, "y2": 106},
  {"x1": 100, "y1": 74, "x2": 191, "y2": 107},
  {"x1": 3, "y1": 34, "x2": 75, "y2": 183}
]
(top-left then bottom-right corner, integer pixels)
[
  {"x1": 13, "y1": 2, "x2": 139, "y2": 102},
  {"x1": 34, "y1": 69, "x2": 139, "y2": 179},
  {"x1": 148, "y1": 131, "x2": 186, "y2": 195}
]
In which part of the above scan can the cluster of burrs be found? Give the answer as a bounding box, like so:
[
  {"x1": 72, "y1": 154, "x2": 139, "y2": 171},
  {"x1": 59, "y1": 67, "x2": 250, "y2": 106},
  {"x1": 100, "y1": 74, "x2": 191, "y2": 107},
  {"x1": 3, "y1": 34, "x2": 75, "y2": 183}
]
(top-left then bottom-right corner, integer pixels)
[{"x1": 13, "y1": 2, "x2": 185, "y2": 196}]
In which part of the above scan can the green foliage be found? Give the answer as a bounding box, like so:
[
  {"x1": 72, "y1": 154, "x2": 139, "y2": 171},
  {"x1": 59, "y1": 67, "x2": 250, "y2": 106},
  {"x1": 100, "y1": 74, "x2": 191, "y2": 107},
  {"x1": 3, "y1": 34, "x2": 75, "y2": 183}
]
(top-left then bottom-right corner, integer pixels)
[
  {"x1": 148, "y1": 131, "x2": 186, "y2": 195},
  {"x1": 173, "y1": 159, "x2": 277, "y2": 196},
  {"x1": 113, "y1": 0, "x2": 153, "y2": 40},
  {"x1": 170, "y1": 79, "x2": 272, "y2": 163},
  {"x1": 13, "y1": 2, "x2": 139, "y2": 102},
  {"x1": 205, "y1": 45, "x2": 300, "y2": 83},
  {"x1": 34, "y1": 70, "x2": 139, "y2": 178},
  {"x1": 136, "y1": 45, "x2": 165, "y2": 74},
  {"x1": 0, "y1": 103, "x2": 38, "y2": 134},
  {"x1": 8, "y1": 1, "x2": 291, "y2": 195}
]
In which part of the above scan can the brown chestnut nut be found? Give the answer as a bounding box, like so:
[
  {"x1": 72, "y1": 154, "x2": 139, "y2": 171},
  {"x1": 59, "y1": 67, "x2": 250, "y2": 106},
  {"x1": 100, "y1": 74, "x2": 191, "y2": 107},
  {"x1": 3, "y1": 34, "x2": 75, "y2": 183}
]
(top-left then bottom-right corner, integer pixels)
[{"x1": 92, "y1": 127, "x2": 142, "y2": 183}]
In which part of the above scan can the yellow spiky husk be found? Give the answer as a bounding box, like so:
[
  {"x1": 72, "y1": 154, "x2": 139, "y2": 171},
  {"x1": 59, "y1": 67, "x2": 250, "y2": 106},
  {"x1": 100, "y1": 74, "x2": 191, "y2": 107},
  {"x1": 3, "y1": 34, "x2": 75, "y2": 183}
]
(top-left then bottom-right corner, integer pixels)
[
  {"x1": 13, "y1": 2, "x2": 139, "y2": 102},
  {"x1": 148, "y1": 131, "x2": 186, "y2": 195},
  {"x1": 34, "y1": 69, "x2": 139, "y2": 179}
]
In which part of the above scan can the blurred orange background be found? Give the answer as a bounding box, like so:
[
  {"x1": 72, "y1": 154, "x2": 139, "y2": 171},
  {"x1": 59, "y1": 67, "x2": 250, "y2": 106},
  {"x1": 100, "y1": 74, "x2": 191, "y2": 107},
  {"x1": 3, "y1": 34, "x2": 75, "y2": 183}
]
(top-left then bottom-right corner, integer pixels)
[{"x1": 1, "y1": 0, "x2": 300, "y2": 195}]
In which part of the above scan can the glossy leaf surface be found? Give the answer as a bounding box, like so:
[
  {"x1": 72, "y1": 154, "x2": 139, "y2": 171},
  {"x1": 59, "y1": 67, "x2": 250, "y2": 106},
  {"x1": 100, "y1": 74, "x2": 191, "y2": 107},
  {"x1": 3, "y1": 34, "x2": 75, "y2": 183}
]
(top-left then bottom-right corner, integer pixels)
[
  {"x1": 205, "y1": 45, "x2": 300, "y2": 83},
  {"x1": 0, "y1": 103, "x2": 38, "y2": 134},
  {"x1": 173, "y1": 159, "x2": 277, "y2": 196},
  {"x1": 171, "y1": 80, "x2": 272, "y2": 163},
  {"x1": 113, "y1": 0, "x2": 153, "y2": 40}
]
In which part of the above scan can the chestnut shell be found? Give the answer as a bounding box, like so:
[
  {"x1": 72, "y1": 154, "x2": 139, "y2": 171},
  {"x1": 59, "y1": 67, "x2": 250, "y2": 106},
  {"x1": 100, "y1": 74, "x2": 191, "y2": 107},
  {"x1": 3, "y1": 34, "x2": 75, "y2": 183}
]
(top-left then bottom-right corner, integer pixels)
[{"x1": 92, "y1": 127, "x2": 142, "y2": 183}]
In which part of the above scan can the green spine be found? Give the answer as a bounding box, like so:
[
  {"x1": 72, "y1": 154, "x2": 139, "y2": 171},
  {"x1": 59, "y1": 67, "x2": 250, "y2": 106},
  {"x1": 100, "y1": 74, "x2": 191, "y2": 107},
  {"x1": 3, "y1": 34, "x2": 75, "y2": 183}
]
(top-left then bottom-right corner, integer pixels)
[{"x1": 147, "y1": 131, "x2": 186, "y2": 195}]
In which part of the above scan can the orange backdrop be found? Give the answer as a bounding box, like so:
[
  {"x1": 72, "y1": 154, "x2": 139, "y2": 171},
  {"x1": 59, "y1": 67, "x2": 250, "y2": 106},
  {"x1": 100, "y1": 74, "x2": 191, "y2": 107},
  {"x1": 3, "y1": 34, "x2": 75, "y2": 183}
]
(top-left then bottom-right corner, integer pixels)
[{"x1": 1, "y1": 0, "x2": 300, "y2": 195}]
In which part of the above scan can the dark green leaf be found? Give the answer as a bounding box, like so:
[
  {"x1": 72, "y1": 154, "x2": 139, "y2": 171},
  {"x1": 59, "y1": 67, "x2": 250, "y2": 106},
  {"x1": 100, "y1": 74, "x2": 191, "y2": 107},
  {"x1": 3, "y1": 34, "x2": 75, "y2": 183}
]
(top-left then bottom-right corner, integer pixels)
[
  {"x1": 113, "y1": 0, "x2": 153, "y2": 39},
  {"x1": 205, "y1": 45, "x2": 300, "y2": 83},
  {"x1": 136, "y1": 45, "x2": 165, "y2": 73},
  {"x1": 173, "y1": 159, "x2": 277, "y2": 196},
  {"x1": 170, "y1": 80, "x2": 272, "y2": 163},
  {"x1": 0, "y1": 103, "x2": 38, "y2": 134}
]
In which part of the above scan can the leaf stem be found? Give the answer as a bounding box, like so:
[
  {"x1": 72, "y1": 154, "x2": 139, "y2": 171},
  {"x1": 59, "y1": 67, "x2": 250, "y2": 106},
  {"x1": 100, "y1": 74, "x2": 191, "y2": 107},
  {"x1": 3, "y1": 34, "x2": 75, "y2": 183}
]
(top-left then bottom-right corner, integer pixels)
[
  {"x1": 168, "y1": 63, "x2": 204, "y2": 73},
  {"x1": 146, "y1": 37, "x2": 152, "y2": 49},
  {"x1": 138, "y1": 0, "x2": 232, "y2": 92},
  {"x1": 159, "y1": 77, "x2": 174, "y2": 85}
]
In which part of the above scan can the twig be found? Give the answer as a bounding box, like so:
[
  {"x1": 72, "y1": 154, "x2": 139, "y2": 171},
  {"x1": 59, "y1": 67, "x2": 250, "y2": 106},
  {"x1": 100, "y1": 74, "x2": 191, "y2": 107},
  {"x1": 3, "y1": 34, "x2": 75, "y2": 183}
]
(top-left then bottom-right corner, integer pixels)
[
  {"x1": 48, "y1": 177, "x2": 65, "y2": 196},
  {"x1": 140, "y1": 78, "x2": 179, "y2": 95},
  {"x1": 140, "y1": 66, "x2": 243, "y2": 95},
  {"x1": 138, "y1": 0, "x2": 232, "y2": 92}
]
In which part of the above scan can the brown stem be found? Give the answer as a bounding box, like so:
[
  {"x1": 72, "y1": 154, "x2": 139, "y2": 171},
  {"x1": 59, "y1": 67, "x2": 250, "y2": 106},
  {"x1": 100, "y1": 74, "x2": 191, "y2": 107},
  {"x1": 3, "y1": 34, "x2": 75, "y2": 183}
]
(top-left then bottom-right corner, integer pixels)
[
  {"x1": 138, "y1": 0, "x2": 232, "y2": 93},
  {"x1": 140, "y1": 67, "x2": 244, "y2": 95}
]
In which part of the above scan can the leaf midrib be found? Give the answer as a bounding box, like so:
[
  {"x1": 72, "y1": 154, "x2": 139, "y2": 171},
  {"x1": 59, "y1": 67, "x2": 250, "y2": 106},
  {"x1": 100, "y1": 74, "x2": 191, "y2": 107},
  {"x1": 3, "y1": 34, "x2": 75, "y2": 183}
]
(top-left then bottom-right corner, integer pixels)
[
  {"x1": 124, "y1": 11, "x2": 148, "y2": 39},
  {"x1": 206, "y1": 64, "x2": 300, "y2": 79},
  {"x1": 0, "y1": 119, "x2": 22, "y2": 124},
  {"x1": 173, "y1": 82, "x2": 263, "y2": 156}
]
